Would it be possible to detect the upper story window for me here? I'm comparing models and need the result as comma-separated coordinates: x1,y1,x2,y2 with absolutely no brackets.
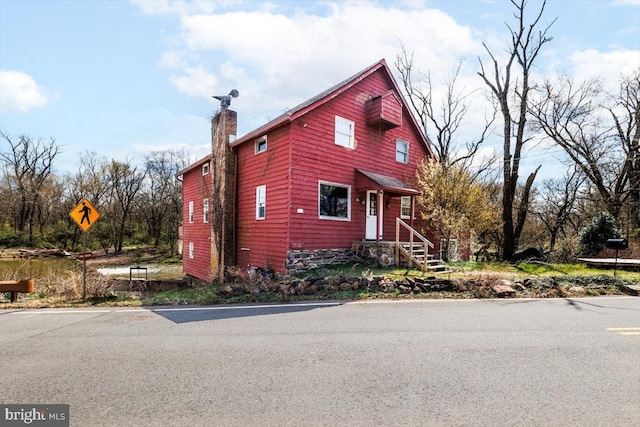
188,201,194,224
202,162,210,175
319,181,351,221
255,135,267,154
203,199,209,223
400,196,411,219
256,185,266,220
396,139,409,163
335,115,355,149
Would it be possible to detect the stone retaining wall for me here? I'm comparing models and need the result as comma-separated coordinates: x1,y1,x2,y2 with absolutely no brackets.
285,248,354,274
285,242,399,274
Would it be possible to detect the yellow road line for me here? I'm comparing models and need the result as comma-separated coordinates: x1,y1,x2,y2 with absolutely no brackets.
619,332,640,336
606,327,640,331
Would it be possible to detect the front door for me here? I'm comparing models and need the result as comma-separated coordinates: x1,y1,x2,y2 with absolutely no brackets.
365,190,382,240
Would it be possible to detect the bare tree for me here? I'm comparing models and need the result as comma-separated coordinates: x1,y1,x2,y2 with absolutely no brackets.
533,165,585,251
141,150,188,251
0,133,60,242
477,0,555,260
70,151,111,208
66,152,112,249
396,48,496,172
529,70,639,225
104,159,145,253
611,70,640,230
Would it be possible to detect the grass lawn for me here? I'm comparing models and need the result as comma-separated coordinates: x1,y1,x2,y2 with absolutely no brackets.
2,260,638,308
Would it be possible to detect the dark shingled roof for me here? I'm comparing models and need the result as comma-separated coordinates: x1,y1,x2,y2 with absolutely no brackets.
356,169,419,195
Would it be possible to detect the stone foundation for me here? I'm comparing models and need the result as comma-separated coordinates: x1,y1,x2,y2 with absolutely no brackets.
285,248,354,274
355,241,397,268
285,242,399,274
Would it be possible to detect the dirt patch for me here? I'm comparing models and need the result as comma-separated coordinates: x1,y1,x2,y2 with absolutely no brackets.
108,278,191,293
85,248,172,266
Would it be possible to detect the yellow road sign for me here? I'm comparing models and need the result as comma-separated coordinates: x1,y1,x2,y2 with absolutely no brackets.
70,198,100,232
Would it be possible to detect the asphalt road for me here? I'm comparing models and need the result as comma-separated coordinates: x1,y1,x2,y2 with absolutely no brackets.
1,297,639,426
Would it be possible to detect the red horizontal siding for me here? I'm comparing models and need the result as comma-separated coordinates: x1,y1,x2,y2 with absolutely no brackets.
233,66,433,272
181,168,213,281
287,69,431,249
235,126,291,271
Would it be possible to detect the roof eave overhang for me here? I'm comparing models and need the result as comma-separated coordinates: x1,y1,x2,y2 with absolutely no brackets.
355,169,420,196
176,154,213,178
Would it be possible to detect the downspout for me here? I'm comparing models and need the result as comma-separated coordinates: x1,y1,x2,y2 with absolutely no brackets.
376,190,382,242
232,145,238,268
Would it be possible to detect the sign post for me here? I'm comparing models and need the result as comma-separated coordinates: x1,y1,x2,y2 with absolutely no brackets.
69,199,100,300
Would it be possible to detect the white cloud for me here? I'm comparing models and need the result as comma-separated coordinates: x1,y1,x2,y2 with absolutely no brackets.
161,2,483,118
0,70,50,113
614,0,640,6
161,51,188,69
169,64,219,97
568,48,640,85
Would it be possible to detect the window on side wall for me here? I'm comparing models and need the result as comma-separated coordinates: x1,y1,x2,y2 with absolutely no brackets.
203,199,209,223
255,135,267,154
188,201,194,223
256,185,266,220
335,115,355,149
202,162,210,175
319,181,351,220
400,196,411,219
396,139,409,163
440,238,458,262
188,242,194,259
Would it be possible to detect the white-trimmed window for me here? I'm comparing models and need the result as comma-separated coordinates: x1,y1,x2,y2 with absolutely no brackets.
440,238,459,262
400,196,411,219
256,185,266,220
188,201,194,223
319,181,351,220
188,242,194,259
255,135,267,154
202,162,210,175
396,139,409,163
203,199,209,223
335,115,355,149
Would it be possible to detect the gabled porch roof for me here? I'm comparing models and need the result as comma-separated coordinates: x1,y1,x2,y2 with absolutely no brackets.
355,169,419,196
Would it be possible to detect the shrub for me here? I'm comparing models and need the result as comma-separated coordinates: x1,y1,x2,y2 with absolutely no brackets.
548,235,580,263
579,212,621,256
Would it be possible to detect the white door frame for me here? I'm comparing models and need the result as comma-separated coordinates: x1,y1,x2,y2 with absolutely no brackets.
365,190,382,240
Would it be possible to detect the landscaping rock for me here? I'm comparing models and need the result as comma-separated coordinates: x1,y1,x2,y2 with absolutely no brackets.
619,284,640,296
339,282,352,291
492,283,516,297
398,285,412,294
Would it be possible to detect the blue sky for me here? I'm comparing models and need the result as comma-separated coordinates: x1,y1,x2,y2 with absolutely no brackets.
1,0,639,178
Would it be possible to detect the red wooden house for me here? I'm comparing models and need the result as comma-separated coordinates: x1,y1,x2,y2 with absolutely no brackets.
179,59,449,282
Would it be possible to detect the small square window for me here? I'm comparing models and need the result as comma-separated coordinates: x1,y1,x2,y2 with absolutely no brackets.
256,185,266,220
202,162,210,175
335,116,355,149
255,136,267,154
396,140,409,163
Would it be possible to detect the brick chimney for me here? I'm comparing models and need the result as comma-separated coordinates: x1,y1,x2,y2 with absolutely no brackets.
210,109,237,284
